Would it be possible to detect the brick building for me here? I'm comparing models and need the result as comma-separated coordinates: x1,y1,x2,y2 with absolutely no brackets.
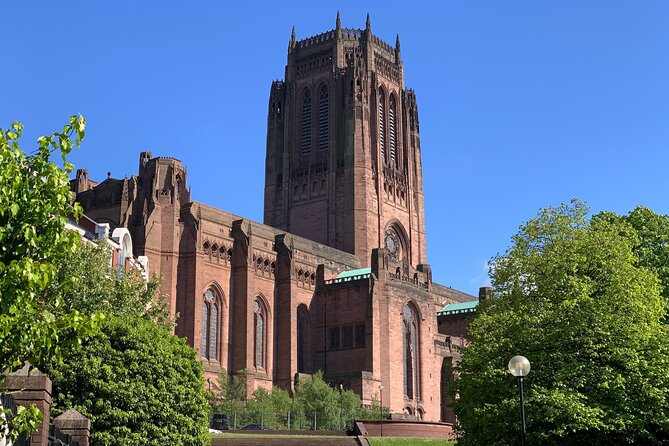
71,15,478,422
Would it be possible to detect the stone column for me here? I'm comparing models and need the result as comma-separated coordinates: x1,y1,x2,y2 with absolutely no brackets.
1,363,52,446
53,409,91,446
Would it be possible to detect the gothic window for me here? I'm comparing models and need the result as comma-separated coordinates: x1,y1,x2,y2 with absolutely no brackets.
385,226,404,261
318,85,329,151
378,89,386,163
355,324,366,347
117,242,126,279
297,304,310,373
301,90,312,154
201,289,219,361
329,326,340,350
389,95,397,168
342,325,353,349
402,303,420,399
254,299,265,368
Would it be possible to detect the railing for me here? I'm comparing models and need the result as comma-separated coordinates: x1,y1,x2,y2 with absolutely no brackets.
48,424,79,446
1,393,29,446
1,393,78,446
386,272,429,290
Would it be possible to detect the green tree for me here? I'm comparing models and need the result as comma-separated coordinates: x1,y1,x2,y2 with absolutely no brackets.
0,117,99,439
596,206,669,315
43,315,210,446
43,239,170,326
37,233,210,444
452,200,669,446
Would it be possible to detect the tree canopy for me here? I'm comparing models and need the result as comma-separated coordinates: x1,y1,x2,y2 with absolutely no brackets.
452,200,669,446
0,117,100,439
44,315,210,446
37,232,210,445
43,239,170,327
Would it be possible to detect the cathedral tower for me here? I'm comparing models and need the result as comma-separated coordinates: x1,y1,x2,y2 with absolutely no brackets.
264,14,427,267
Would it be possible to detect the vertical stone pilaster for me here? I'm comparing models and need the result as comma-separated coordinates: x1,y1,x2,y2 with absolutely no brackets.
1,363,51,446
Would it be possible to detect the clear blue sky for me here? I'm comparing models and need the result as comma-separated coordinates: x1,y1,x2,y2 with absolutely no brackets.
3,1,668,295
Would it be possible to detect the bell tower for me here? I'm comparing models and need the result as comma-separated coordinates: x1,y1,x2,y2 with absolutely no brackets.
264,13,426,267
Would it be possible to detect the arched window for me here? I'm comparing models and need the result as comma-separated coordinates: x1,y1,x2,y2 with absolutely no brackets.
318,85,329,151
389,95,397,167
384,224,408,262
378,89,386,163
201,289,219,361
402,303,420,399
254,299,265,368
297,304,310,373
301,90,312,154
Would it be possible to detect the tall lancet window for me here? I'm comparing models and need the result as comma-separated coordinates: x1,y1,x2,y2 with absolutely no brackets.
402,303,420,399
254,299,265,368
301,90,312,154
389,95,397,167
318,85,329,151
201,289,219,361
378,89,386,163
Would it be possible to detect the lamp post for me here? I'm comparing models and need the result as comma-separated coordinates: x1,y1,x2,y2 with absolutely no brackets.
339,384,344,430
378,385,384,437
508,355,531,446
207,378,212,392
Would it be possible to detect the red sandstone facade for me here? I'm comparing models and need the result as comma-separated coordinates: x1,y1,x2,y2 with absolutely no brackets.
71,15,476,422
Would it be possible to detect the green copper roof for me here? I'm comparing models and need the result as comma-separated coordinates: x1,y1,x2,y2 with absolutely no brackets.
438,300,479,315
335,267,372,279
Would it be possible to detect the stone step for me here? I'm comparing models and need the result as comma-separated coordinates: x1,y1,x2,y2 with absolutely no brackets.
211,437,360,446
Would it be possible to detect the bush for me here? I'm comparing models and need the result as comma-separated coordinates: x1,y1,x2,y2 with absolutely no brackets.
44,315,211,446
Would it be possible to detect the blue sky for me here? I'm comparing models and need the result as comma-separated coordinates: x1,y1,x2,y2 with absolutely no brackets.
3,1,668,295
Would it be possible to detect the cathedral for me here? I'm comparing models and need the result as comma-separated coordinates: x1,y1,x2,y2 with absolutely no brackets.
71,14,480,423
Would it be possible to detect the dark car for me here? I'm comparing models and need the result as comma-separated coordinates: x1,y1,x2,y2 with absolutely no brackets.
241,424,271,430
211,413,230,431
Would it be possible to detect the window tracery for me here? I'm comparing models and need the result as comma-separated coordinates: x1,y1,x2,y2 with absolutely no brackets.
201,289,219,361
254,299,266,369
402,303,420,400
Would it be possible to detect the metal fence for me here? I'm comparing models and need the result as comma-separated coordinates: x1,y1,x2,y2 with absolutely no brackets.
214,410,361,431
1,393,78,446
1,393,28,446
48,424,79,446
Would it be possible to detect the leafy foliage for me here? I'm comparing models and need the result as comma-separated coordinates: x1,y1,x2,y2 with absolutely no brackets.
43,315,210,446
595,206,669,316
0,117,100,439
452,200,669,446
211,371,382,430
36,230,209,444
43,239,171,327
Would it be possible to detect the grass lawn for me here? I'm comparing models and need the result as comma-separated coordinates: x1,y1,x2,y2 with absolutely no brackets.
367,437,455,446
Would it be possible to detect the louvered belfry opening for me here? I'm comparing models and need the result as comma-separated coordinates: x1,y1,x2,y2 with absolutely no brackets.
389,94,397,167
301,89,312,154
318,85,329,151
379,89,386,162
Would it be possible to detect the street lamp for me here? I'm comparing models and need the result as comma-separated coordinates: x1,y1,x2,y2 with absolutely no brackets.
378,385,384,437
207,378,212,392
508,355,531,446
339,384,344,430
